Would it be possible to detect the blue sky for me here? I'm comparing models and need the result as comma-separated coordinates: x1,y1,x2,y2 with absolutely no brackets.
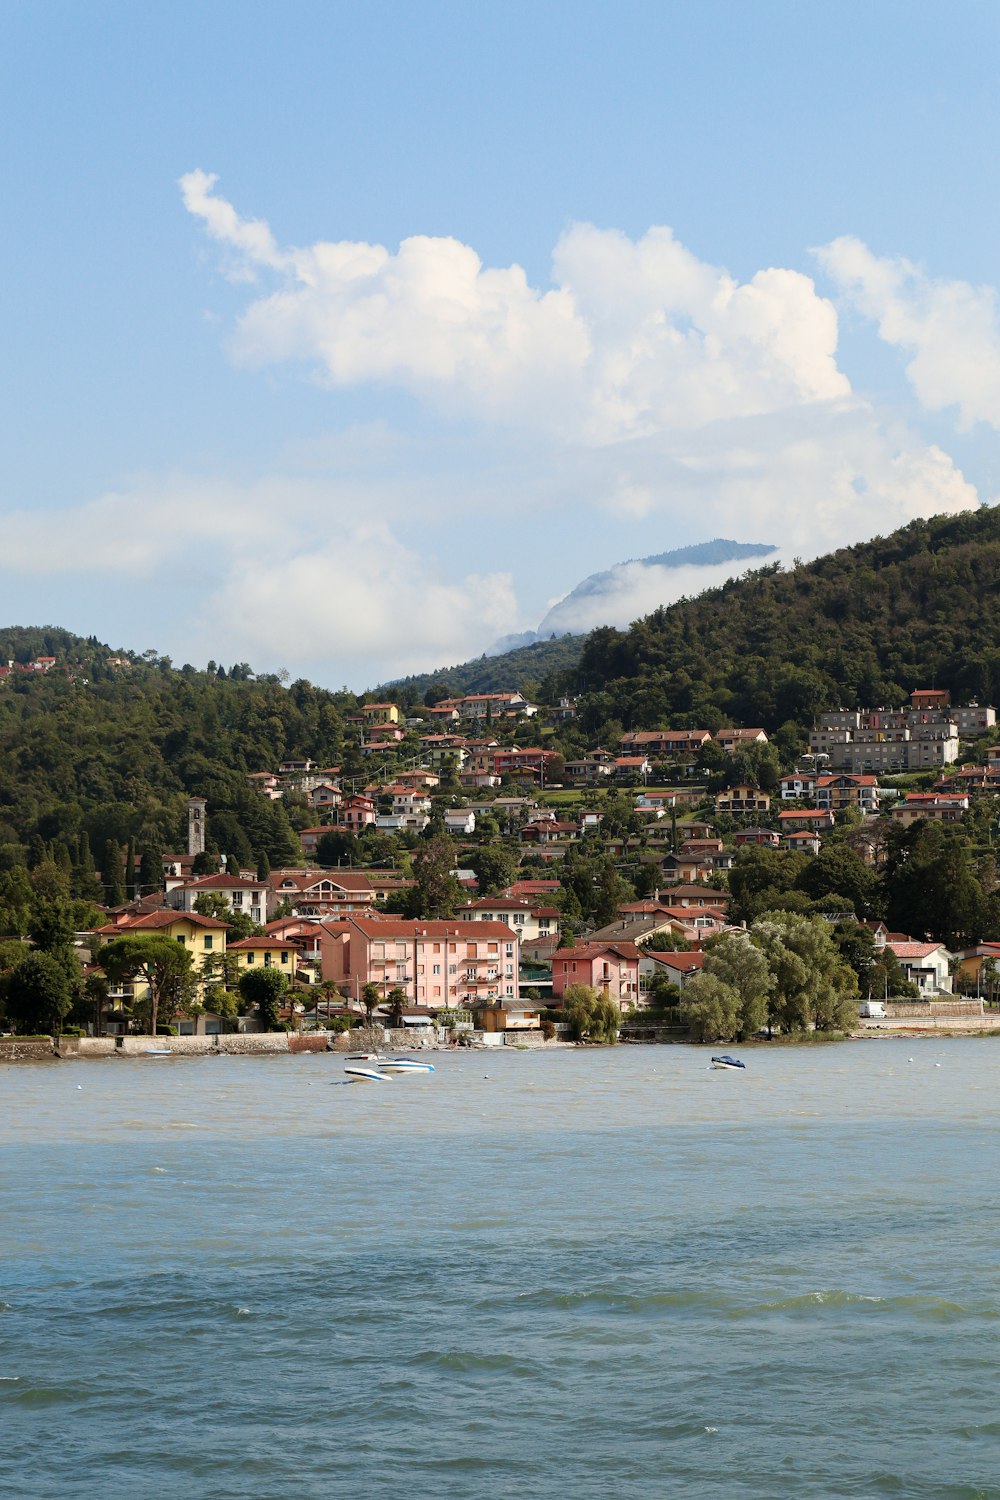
3,1,1000,686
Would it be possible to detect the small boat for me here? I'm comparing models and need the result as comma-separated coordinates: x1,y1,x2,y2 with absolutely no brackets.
711,1055,746,1070
345,1052,379,1061
142,1048,173,1056
378,1057,435,1075
344,1065,390,1083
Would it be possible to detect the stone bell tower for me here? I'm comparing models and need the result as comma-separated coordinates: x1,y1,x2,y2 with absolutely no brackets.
187,797,207,857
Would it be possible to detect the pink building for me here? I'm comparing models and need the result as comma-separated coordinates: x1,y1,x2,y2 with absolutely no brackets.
329,918,520,1007
551,942,641,1010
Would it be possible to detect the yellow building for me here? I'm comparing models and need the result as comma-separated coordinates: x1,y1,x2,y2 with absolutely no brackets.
227,935,301,979
95,909,230,1006
362,702,400,727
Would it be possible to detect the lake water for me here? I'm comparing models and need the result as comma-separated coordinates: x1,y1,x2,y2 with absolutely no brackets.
2,1039,999,1499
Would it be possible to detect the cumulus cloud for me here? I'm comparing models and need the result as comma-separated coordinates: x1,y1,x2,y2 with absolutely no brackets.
180,172,849,441
201,524,516,680
816,235,1000,430
0,467,518,683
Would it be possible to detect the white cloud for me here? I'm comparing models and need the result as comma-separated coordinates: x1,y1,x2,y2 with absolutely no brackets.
180,173,849,441
200,524,516,681
816,235,1000,430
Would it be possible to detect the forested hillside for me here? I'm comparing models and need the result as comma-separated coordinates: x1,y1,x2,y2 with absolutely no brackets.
384,632,584,700
560,506,1000,737
0,632,356,905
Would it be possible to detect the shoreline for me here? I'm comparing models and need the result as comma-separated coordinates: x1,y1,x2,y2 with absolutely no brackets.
3,1024,1000,1063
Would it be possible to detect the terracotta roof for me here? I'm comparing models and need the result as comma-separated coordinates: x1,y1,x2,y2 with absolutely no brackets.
888,941,947,958
349,917,517,940
95,909,229,934
645,951,705,972
229,936,304,950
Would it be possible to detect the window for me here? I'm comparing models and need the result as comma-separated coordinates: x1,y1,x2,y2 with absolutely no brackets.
246,953,255,965
176,935,186,944
232,892,243,907
203,936,213,950
433,964,441,976
264,954,272,967
281,951,289,965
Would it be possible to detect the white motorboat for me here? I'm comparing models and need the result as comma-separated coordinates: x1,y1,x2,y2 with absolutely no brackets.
344,1065,391,1082
710,1055,746,1070
345,1052,379,1061
378,1058,435,1075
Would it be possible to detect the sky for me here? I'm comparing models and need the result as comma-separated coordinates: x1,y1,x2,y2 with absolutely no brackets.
3,0,1000,688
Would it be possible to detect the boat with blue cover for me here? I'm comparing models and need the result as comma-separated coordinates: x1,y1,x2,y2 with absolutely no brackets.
710,1055,746,1070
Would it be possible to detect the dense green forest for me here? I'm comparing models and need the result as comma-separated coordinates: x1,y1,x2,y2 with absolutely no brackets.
562,506,1000,736
382,632,584,699
0,631,357,898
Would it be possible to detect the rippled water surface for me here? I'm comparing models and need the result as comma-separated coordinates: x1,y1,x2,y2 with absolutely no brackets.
3,1039,1000,1498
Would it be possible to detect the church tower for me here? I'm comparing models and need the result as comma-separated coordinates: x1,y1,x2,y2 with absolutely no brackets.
187,797,207,857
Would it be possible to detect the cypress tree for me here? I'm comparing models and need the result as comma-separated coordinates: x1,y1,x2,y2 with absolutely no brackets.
102,839,126,906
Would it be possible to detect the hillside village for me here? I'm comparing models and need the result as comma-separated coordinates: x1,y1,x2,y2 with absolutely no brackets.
5,646,1000,1044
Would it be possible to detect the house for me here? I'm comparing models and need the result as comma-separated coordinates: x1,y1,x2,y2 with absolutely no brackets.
551,942,641,1010
886,940,954,995
634,791,676,817
613,755,652,779
715,728,769,752
890,792,969,826
307,782,343,812
503,879,562,900
338,793,377,831
228,935,305,979
92,909,229,1008
246,771,282,800
492,747,561,781
734,827,781,848
662,884,731,911
457,898,560,942
715,785,771,816
164,872,268,926
521,819,578,845
269,869,377,916
389,787,433,817
333,917,520,1007
639,949,705,996
780,771,818,800
783,830,822,855
395,768,440,790
619,729,712,767
444,808,476,836
950,941,1000,992
777,809,836,835
565,753,615,783
362,702,400,727
476,998,543,1033
813,774,880,815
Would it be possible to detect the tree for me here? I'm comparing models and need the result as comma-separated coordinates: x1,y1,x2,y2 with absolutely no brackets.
796,844,876,917
102,934,196,1036
3,950,74,1034
751,911,858,1035
468,843,519,896
193,892,263,940
561,983,620,1043
403,836,463,919
316,829,360,867
386,986,406,1029
102,839,126,906
679,971,742,1043
702,932,773,1038
237,965,287,1031
360,983,380,1021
